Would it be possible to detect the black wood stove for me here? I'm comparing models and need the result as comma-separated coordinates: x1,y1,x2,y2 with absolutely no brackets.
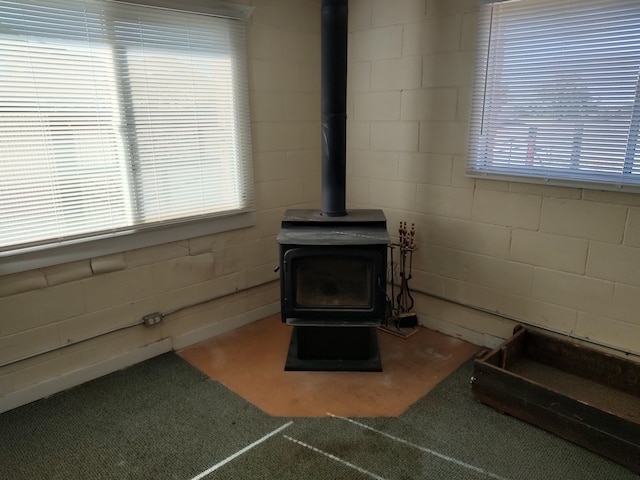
277,0,389,371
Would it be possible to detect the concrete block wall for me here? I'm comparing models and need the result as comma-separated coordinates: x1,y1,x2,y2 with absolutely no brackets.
0,0,323,411
346,0,640,356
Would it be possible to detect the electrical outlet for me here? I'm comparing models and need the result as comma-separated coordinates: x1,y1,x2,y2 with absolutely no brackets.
142,312,163,326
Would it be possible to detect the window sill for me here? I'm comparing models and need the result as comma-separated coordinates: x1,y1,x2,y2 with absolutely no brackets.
467,170,640,195
0,211,256,276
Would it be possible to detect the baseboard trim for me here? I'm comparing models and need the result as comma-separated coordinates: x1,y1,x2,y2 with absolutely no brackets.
0,339,172,415
418,314,509,349
172,302,280,350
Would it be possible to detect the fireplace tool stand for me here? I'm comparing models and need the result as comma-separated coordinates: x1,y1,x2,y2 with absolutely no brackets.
382,222,418,337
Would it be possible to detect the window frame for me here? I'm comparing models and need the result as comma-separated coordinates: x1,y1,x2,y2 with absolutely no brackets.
0,0,255,276
467,0,640,194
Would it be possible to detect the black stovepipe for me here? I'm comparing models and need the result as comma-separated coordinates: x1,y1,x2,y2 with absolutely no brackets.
321,0,348,217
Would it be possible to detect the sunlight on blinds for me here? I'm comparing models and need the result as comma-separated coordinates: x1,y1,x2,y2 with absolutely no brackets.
468,0,640,188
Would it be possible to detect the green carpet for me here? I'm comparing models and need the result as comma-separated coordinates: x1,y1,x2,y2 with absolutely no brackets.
0,353,635,479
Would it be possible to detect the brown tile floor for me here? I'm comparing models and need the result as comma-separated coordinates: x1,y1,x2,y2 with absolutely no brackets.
178,314,481,417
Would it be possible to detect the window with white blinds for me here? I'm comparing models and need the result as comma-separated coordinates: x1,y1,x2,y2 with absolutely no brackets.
467,0,640,190
0,0,254,253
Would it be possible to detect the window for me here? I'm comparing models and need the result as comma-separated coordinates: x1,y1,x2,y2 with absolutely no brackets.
468,0,640,190
0,0,254,265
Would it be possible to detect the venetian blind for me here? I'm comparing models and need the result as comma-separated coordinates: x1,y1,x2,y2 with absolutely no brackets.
468,0,640,189
0,0,254,251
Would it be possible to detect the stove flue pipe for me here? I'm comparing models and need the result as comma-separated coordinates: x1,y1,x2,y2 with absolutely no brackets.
321,0,348,217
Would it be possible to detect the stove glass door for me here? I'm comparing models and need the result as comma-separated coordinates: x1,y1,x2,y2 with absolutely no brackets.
294,256,372,308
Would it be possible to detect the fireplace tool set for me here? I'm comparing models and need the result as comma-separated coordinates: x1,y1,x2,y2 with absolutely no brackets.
385,222,418,334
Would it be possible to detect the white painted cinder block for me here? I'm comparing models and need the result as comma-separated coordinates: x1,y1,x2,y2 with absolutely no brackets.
300,62,321,93
283,31,320,65
0,282,85,336
456,87,473,122
251,59,300,93
415,184,473,219
124,243,189,269
57,298,155,345
582,188,640,207
172,302,280,351
0,270,47,297
508,182,581,200
347,121,371,150
247,24,283,61
348,0,373,31
415,293,515,341
475,178,510,192
346,175,371,205
81,265,156,313
350,25,403,62
349,150,399,180
498,294,578,334
443,277,503,312
401,88,457,122
540,197,627,243
471,189,541,229
354,91,401,121
419,121,469,155
451,155,475,188
372,0,427,27
624,207,640,247
398,153,453,186
251,91,285,123
285,92,319,122
586,241,640,288
91,253,126,274
426,217,510,259
510,229,589,274
348,61,372,92
428,0,478,17
253,151,289,183
371,121,419,152
287,149,321,179
42,260,93,286
532,267,613,317
42,259,92,287
575,312,640,355
402,15,462,56
422,246,533,296
0,324,60,366
151,254,215,294
371,56,422,91
255,207,287,240
254,122,304,152
255,177,304,210
156,273,245,316
369,178,417,211
465,254,534,297
188,229,247,256
611,284,640,326
460,11,479,50
422,51,475,88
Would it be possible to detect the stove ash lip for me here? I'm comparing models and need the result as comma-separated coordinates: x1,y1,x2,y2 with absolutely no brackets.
277,208,390,246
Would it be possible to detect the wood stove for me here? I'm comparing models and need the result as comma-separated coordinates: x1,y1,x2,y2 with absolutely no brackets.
278,210,389,371
277,0,390,371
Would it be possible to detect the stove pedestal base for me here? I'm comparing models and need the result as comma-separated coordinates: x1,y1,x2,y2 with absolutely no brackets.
284,326,382,371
